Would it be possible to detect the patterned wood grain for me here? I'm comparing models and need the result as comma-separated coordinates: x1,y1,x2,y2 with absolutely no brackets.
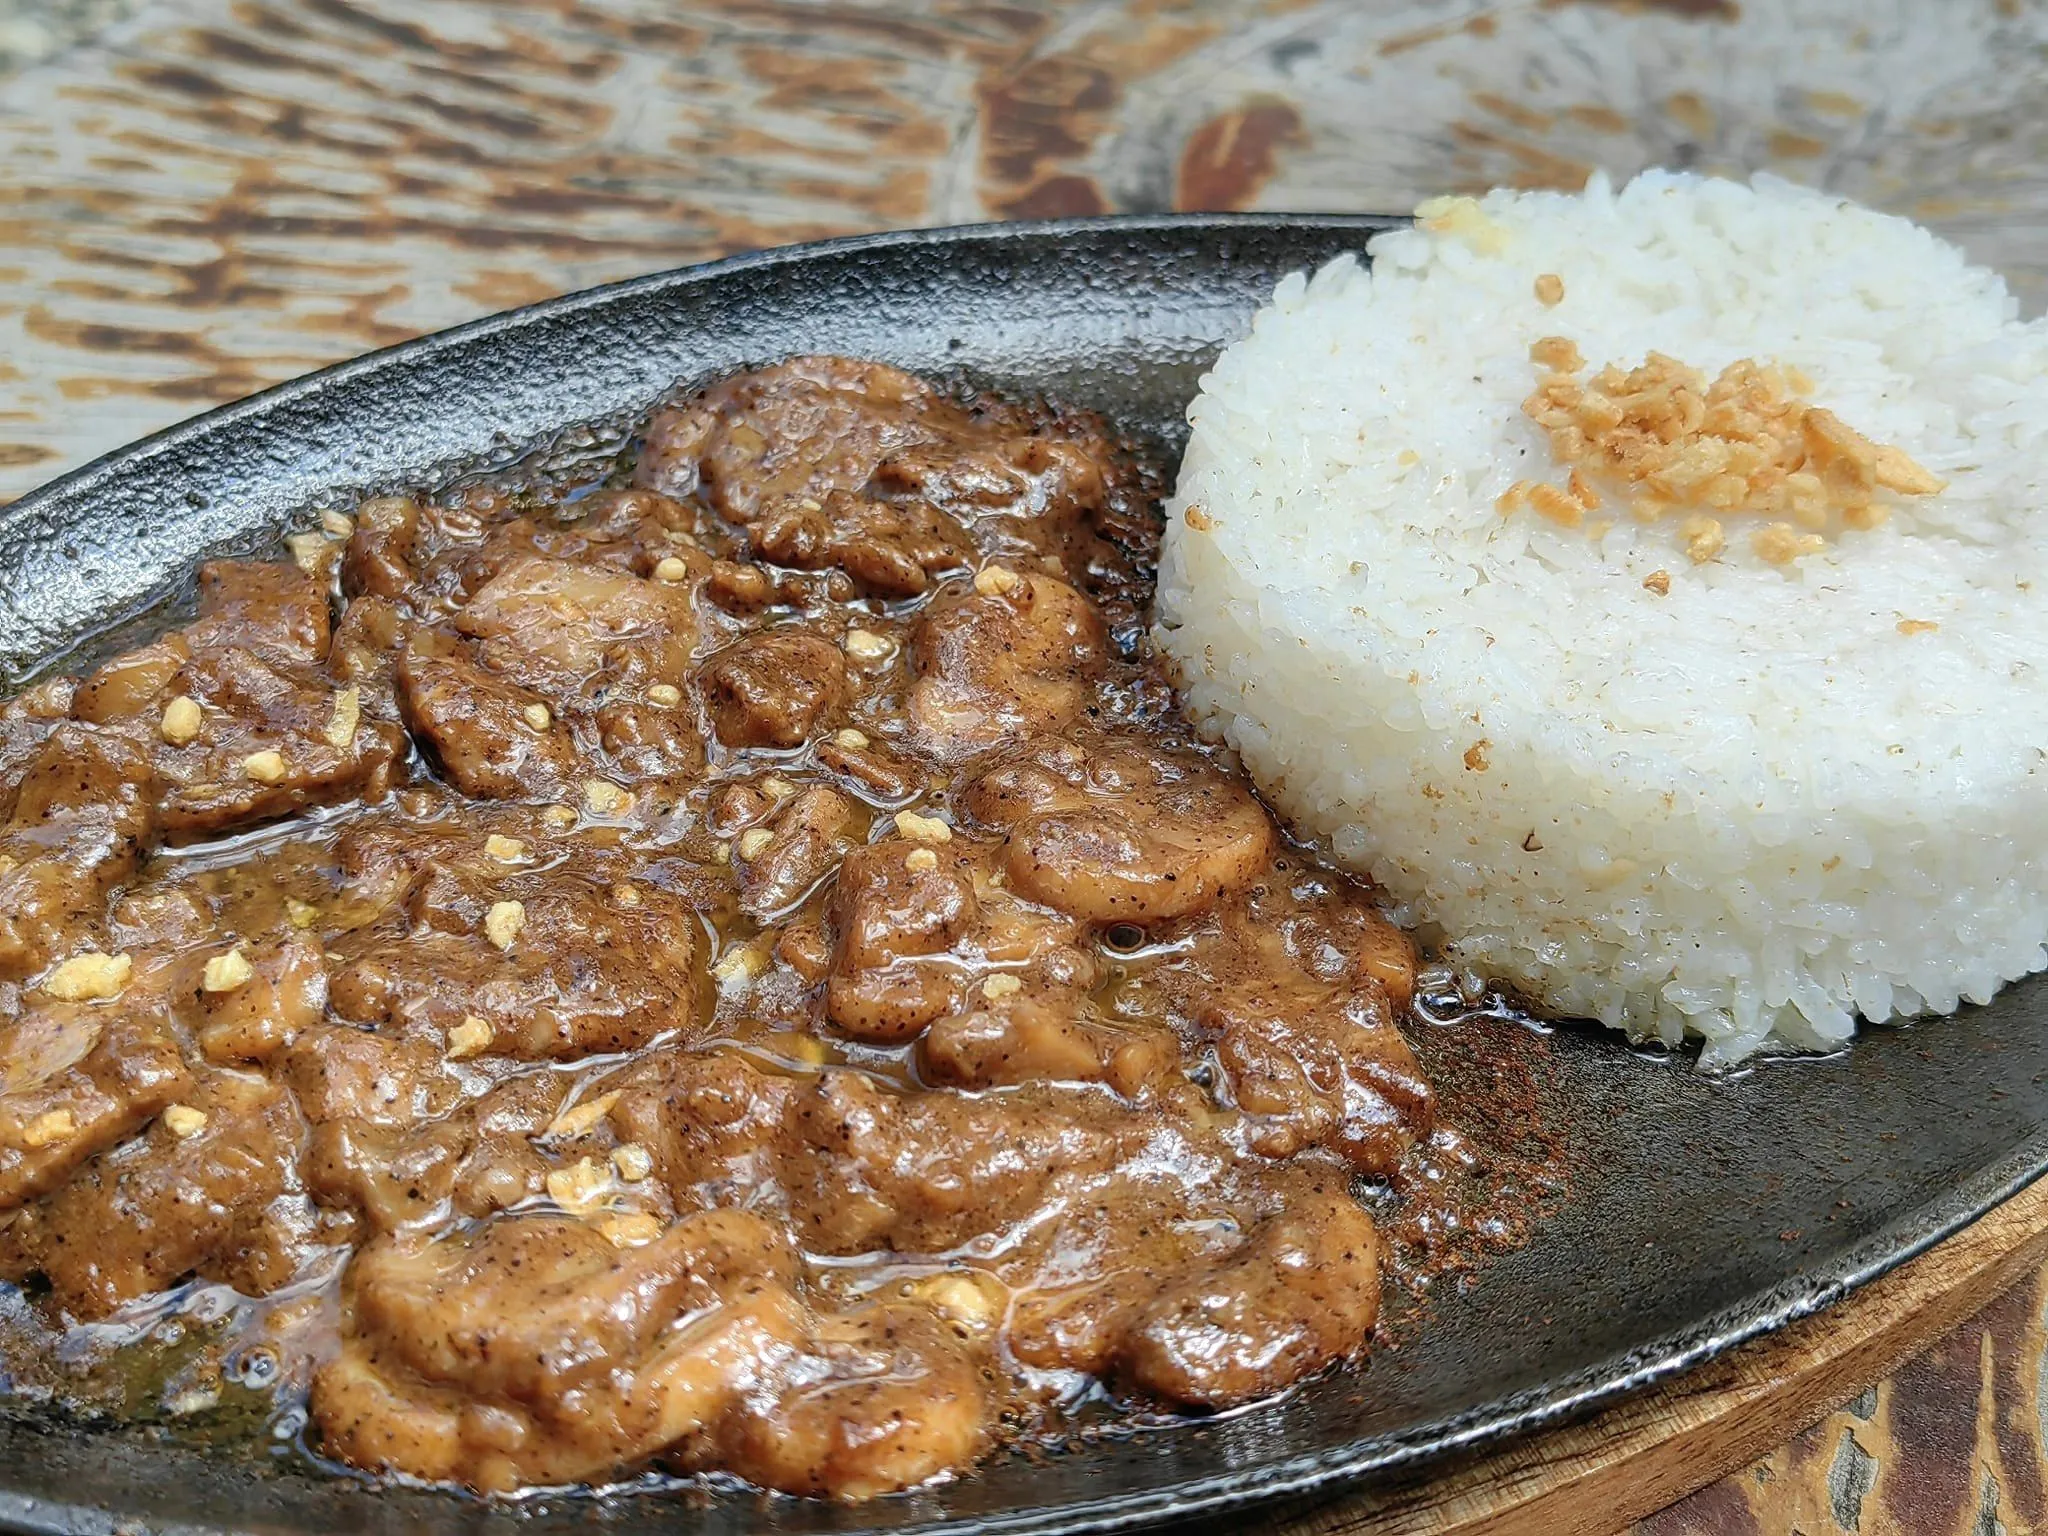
4,2,2048,1530
1642,1268,2048,1536
2,0,2046,500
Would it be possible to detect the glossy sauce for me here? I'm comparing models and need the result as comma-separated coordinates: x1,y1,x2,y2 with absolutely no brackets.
0,358,1527,1501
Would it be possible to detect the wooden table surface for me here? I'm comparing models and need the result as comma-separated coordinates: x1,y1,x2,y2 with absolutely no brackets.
3,0,2046,1529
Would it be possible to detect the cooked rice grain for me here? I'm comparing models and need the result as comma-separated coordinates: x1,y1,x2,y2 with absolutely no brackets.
1156,171,2048,1062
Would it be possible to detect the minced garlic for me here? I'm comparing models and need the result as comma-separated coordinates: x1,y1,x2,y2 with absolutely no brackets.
201,948,254,993
159,696,203,746
42,951,131,1001
844,628,895,662
545,1157,609,1209
163,1105,209,1139
582,779,629,816
599,1212,663,1247
483,900,525,951
20,1109,76,1149
973,564,1023,596
611,1143,653,1182
544,1090,620,1140
913,1272,1001,1331
894,810,952,844
1681,515,1726,565
1751,523,1825,566
446,1015,495,1059
712,945,763,986
1508,343,1944,564
323,688,360,750
1416,194,1508,254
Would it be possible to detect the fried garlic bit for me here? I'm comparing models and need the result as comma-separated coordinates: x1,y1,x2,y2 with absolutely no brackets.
1505,341,1944,565
446,1015,494,1060
41,951,131,1001
1416,194,1507,255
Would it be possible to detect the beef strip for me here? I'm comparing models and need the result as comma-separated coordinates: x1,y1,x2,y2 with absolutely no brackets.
6,1070,305,1319
0,357,1439,1505
0,992,188,1212
0,726,156,980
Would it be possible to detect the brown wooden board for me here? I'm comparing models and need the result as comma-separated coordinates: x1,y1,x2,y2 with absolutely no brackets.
4,0,2048,505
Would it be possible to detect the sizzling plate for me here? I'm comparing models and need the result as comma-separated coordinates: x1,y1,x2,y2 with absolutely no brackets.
0,214,2044,1536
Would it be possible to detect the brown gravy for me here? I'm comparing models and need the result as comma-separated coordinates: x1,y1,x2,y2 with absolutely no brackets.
0,357,1513,1500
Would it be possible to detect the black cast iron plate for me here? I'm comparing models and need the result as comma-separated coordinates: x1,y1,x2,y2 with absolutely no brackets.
0,214,2039,1536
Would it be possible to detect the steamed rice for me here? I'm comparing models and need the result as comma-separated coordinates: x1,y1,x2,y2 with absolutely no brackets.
1155,171,2048,1062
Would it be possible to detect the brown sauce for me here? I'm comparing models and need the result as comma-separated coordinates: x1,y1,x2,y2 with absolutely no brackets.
0,357,1542,1501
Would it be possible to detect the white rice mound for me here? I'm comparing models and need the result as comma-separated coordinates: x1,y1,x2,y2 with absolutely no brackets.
1155,170,2048,1063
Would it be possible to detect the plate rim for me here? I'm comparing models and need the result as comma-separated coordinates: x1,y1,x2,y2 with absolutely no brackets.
0,211,2042,1535
0,211,1399,537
